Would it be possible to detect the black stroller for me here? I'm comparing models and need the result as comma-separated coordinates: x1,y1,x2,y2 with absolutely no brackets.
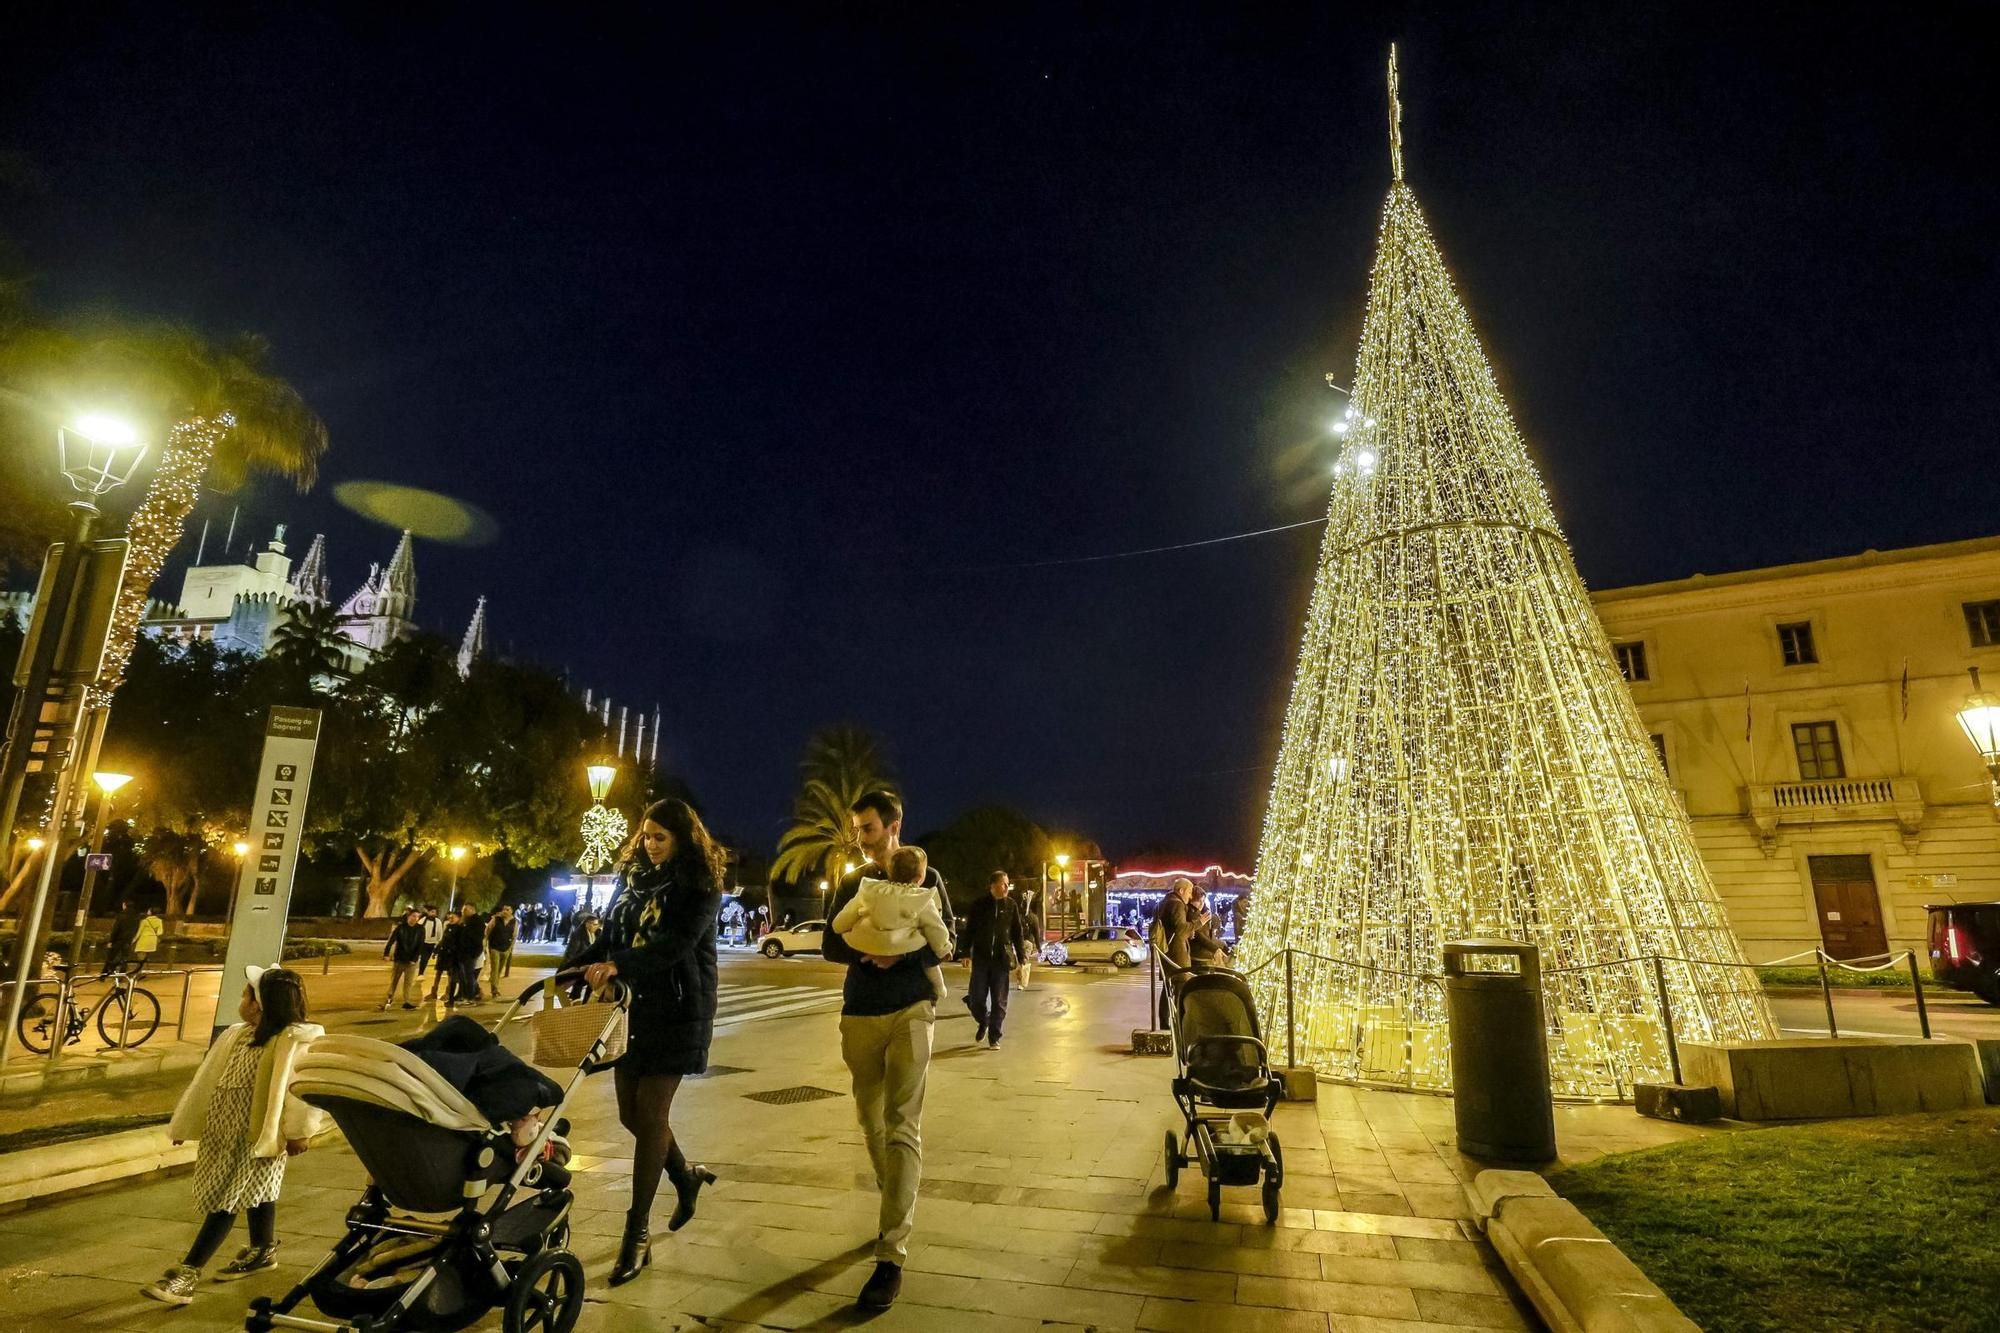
246,974,628,1333
1159,960,1286,1221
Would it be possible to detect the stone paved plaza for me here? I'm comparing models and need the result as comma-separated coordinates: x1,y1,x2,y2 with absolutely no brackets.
0,964,1699,1333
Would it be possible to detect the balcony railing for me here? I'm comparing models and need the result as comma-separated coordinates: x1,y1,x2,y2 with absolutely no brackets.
1747,776,1924,852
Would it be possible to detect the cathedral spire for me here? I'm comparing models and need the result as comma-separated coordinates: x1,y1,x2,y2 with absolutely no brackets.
378,530,417,621
290,534,330,606
456,596,488,678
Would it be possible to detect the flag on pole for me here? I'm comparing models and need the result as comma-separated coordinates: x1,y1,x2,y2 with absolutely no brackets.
1901,660,1911,722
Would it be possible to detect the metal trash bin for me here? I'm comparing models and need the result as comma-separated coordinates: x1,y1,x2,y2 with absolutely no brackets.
1442,939,1556,1163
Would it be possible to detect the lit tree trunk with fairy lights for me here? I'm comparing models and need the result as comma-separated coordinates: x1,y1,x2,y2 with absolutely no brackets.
93,415,232,700
1239,51,1774,1099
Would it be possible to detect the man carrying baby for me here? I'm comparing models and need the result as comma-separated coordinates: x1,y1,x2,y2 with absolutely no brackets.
832,846,952,1005
821,790,952,1312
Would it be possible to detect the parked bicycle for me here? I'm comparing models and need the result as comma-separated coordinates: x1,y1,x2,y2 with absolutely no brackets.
14,962,161,1054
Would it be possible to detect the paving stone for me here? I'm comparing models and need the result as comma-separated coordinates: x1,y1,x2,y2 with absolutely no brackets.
1312,1209,1464,1241
1156,1239,1324,1278
1318,1254,1501,1296
1138,1295,1332,1332
1414,1286,1537,1328
1235,1273,1423,1319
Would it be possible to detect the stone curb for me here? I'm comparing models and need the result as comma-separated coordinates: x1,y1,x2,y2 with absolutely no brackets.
1467,1169,1701,1332
0,1121,345,1212
0,1123,196,1212
0,1041,206,1099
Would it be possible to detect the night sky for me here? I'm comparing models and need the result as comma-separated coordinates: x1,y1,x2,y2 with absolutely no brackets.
3,5,1994,865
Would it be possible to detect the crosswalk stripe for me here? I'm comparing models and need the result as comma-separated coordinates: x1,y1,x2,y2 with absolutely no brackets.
713,988,841,1028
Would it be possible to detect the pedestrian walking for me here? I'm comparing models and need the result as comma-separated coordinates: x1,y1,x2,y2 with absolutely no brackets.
1148,878,1195,1028
822,789,951,1311
131,905,164,973
141,966,324,1306
416,906,443,976
453,910,486,1005
101,900,141,977
573,799,725,1286
486,905,517,997
561,910,601,967
961,871,1029,1048
1016,891,1043,992
380,907,425,1010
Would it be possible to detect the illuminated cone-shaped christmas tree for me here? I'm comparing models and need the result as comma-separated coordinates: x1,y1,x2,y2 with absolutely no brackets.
1241,53,1774,1098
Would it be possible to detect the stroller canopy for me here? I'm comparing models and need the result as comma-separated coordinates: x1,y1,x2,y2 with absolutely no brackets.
293,1034,493,1133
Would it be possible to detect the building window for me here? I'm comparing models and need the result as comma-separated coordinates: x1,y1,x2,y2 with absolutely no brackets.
1649,733,1670,778
1966,600,2000,648
1777,621,1818,666
1791,721,1845,781
1614,641,1649,682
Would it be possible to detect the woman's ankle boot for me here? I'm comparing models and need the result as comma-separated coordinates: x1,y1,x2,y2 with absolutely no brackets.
668,1165,717,1233
610,1210,651,1285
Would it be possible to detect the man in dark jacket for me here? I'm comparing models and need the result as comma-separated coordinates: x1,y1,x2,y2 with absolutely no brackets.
381,907,426,1010
100,901,141,977
1149,878,1195,1028
485,905,517,998
961,872,1028,1049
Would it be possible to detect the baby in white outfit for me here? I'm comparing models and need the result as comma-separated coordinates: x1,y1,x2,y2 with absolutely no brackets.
832,846,952,1003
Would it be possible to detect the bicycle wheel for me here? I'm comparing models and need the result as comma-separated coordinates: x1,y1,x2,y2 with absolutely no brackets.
98,987,162,1048
16,995,60,1054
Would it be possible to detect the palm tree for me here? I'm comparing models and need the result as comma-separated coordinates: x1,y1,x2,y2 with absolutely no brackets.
771,726,896,887
140,824,211,919
91,327,328,698
268,600,348,684
0,319,329,699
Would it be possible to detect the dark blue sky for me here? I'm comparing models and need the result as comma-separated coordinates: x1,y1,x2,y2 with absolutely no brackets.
3,4,1994,863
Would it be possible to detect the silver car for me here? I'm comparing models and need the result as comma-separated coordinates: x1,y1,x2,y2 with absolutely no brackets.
1046,926,1149,968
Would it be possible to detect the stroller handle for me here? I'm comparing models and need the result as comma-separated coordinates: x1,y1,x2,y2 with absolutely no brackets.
492,968,631,1031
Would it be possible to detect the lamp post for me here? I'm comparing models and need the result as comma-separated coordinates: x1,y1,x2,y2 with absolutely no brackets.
64,771,132,968
446,844,468,912
0,415,147,1066
1957,667,2000,811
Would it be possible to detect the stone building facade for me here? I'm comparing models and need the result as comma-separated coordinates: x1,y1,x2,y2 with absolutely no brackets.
1592,536,2000,959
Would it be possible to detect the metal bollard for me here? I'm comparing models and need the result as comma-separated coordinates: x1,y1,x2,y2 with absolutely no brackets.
1816,952,1839,1038
116,972,132,1049
1907,950,1931,1039
1648,954,1682,1085
323,943,333,975
1284,948,1297,1069
179,970,195,1041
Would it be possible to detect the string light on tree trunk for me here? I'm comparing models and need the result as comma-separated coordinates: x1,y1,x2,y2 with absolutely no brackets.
1238,48,1774,1099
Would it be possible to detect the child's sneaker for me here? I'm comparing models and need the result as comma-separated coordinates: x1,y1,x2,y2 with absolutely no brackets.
213,1244,279,1281
141,1264,200,1304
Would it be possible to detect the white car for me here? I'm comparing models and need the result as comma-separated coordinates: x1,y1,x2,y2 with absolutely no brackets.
760,920,829,958
1046,926,1149,968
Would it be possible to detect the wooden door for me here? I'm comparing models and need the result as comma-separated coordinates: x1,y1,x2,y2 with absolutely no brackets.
1808,855,1888,959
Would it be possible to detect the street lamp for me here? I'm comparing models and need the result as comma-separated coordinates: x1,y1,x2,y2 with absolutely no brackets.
447,844,468,911
66,771,134,969
1957,667,2000,808
232,840,251,858
0,414,147,1065
578,760,626,876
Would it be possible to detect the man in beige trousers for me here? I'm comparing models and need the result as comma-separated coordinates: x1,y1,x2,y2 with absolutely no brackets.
821,789,952,1313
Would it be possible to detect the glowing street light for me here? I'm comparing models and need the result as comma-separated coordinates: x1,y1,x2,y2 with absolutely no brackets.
578,760,627,876
446,844,469,911
68,771,137,967
1957,668,2000,807
232,840,251,858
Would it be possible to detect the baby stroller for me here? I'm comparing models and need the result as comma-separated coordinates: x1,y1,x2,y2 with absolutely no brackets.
246,974,628,1333
1159,959,1286,1221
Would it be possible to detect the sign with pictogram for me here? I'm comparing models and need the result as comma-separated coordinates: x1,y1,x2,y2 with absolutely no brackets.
215,706,321,1040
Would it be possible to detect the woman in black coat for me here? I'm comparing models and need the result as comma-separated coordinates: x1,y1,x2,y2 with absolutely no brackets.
577,797,725,1285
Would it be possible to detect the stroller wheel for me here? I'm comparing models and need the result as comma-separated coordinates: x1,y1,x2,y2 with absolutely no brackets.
1162,1131,1180,1189
1206,1178,1222,1222
503,1248,585,1333
545,1221,571,1253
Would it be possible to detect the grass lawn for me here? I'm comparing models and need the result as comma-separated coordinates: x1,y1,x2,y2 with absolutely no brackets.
1755,964,1915,990
1547,1109,2000,1333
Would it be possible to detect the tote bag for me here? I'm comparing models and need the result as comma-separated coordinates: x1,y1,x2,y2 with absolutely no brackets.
528,987,628,1068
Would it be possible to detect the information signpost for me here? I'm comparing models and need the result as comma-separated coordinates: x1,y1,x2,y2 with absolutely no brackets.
214,706,322,1040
